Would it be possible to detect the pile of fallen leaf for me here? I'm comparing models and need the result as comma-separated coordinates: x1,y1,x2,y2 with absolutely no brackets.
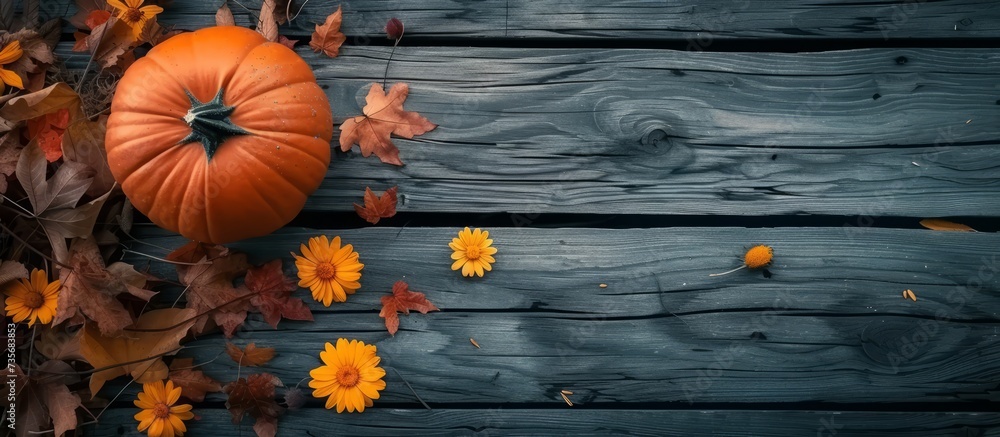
2,1,440,436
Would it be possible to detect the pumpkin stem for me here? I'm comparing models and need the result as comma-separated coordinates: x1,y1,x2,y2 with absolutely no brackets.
180,89,249,159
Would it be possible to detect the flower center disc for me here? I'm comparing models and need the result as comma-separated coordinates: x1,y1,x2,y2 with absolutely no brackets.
336,367,360,387
316,262,337,280
23,291,44,309
153,403,170,419
744,245,773,269
125,8,144,23
465,245,481,260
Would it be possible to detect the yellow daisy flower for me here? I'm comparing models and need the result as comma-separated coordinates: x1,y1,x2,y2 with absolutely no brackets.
449,227,497,277
309,338,386,413
3,268,59,327
291,236,364,306
108,0,164,38
133,380,194,437
0,40,24,94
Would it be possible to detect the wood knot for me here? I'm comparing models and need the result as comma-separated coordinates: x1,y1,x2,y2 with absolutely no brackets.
639,128,672,155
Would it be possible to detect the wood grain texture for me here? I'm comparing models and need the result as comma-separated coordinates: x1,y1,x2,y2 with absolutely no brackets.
83,409,1000,436
44,0,1000,40
54,44,1000,217
109,226,1000,405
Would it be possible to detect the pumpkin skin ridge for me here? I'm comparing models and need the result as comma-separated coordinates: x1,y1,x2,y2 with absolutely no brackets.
106,26,332,244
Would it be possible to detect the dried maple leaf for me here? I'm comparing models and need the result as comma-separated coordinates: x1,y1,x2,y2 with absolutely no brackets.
339,83,437,166
83,17,136,69
379,280,440,335
226,342,276,367
17,143,111,262
224,373,284,437
169,242,251,336
309,5,345,58
216,2,236,26
79,308,197,397
26,108,69,162
276,35,298,49
54,238,156,335
246,260,313,328
9,362,83,437
169,357,223,402
919,219,976,232
354,186,398,224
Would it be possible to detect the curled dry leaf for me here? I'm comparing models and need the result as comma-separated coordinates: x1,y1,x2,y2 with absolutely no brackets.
0,259,28,286
257,0,279,42
169,357,223,402
226,342,276,367
919,219,976,232
339,83,437,166
309,5,345,58
216,2,236,26
379,280,440,335
354,186,398,224
0,82,84,124
79,308,197,397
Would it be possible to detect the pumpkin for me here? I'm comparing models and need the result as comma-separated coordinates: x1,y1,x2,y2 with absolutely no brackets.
106,26,332,244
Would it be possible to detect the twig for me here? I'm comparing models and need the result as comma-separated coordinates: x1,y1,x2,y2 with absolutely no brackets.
382,29,403,90
391,367,430,410
122,249,212,266
287,0,310,23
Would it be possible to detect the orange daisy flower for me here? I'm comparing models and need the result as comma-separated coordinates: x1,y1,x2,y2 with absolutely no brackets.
108,0,164,38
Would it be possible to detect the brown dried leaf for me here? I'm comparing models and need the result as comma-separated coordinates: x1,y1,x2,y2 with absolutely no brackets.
169,358,223,402
257,0,278,42
0,29,55,91
0,82,84,124
0,259,27,287
35,326,86,362
55,238,158,335
62,115,115,197
0,133,21,194
216,2,236,26
309,5,346,58
246,260,313,328
224,373,284,435
85,17,135,69
919,219,976,232
79,308,196,397
226,342,276,367
169,242,251,336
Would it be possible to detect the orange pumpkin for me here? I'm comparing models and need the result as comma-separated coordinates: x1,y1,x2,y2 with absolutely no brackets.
106,26,332,243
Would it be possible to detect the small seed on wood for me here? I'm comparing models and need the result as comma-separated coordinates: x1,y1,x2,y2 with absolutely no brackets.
470,338,481,348
560,392,574,406
599,284,607,288
902,289,917,301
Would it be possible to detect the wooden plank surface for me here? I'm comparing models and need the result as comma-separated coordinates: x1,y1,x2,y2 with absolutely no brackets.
55,44,1000,217
43,0,1000,41
114,226,1000,405
84,409,1000,436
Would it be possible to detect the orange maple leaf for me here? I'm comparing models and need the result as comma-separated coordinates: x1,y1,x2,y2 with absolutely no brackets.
379,281,440,335
354,186,398,224
226,342,276,367
339,83,437,166
309,5,346,58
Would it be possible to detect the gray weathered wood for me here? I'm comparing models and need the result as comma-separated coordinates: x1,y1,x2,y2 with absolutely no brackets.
84,409,1000,436
54,44,1000,217
45,0,1000,40
108,226,1000,405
